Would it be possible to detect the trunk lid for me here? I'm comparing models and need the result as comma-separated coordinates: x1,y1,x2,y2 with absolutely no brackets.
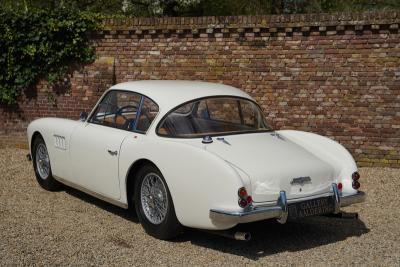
203,132,336,203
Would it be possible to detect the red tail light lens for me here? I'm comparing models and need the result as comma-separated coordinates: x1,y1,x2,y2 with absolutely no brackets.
238,199,248,208
352,180,360,190
246,196,253,205
238,187,248,198
338,182,343,190
352,172,360,181
238,187,252,208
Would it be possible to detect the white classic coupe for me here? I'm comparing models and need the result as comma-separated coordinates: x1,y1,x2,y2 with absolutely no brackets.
27,80,365,241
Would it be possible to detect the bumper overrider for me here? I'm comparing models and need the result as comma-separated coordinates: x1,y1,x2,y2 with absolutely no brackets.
209,183,366,224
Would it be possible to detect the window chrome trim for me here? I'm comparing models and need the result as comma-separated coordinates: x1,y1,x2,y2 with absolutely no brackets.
132,95,144,131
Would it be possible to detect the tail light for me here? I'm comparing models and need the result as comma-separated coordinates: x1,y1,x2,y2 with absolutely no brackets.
352,172,361,189
238,187,248,198
352,180,360,190
337,182,343,190
238,187,253,208
352,172,360,181
239,199,248,208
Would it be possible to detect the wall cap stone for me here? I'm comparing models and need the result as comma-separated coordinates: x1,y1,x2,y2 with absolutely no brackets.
103,11,400,30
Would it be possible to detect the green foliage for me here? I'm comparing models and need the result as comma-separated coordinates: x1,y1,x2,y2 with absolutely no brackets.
187,0,400,16
0,0,125,14
2,0,400,17
0,6,101,104
124,0,400,16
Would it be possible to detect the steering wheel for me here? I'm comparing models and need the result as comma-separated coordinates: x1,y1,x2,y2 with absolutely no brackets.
114,105,137,128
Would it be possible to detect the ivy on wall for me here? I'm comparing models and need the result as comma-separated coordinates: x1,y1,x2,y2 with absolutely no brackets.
0,7,101,104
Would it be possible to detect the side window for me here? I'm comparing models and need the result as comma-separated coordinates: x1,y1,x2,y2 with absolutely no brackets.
90,91,141,130
136,97,159,132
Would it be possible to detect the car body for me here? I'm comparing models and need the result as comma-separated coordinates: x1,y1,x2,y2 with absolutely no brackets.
27,80,365,239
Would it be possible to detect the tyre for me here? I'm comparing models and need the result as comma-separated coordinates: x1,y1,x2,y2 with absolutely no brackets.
32,135,62,191
134,164,182,240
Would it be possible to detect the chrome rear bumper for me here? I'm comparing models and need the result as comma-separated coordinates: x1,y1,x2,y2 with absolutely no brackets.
209,184,366,225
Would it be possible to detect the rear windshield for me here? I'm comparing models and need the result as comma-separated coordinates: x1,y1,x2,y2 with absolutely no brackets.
157,97,272,138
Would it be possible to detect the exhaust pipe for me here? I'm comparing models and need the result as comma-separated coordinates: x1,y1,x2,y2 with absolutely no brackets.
234,232,251,241
200,230,251,241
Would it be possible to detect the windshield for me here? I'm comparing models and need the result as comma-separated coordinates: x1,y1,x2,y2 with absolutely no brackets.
157,97,272,138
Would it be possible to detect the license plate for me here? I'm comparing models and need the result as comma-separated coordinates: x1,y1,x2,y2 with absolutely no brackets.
288,196,335,219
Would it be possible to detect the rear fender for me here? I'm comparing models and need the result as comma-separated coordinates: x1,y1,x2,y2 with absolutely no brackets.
278,130,358,195
119,136,247,230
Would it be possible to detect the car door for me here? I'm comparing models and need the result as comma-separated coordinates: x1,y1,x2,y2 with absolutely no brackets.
69,90,141,200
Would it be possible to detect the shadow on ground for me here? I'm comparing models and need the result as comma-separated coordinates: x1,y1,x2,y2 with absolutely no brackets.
64,186,139,223
184,217,369,260
63,186,369,261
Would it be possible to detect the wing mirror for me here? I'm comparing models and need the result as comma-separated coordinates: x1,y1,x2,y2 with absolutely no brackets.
79,111,88,122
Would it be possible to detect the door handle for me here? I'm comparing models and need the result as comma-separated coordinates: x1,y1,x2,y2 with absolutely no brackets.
107,149,118,156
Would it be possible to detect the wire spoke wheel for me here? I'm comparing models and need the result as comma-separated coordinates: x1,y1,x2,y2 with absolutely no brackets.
140,172,169,225
35,143,50,180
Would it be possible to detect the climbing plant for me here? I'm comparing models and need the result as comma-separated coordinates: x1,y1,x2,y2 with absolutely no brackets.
0,7,101,104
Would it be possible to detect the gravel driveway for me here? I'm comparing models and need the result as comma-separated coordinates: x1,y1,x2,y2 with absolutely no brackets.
1,148,399,266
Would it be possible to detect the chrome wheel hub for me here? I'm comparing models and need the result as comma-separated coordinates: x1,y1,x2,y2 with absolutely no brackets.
35,143,50,180
140,173,168,225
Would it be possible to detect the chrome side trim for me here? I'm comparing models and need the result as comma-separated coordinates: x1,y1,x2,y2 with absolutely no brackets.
54,175,128,209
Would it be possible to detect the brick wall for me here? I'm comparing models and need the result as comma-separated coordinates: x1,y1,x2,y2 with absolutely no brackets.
1,12,399,167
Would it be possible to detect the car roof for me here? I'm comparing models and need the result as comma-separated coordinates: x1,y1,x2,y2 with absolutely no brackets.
109,80,253,112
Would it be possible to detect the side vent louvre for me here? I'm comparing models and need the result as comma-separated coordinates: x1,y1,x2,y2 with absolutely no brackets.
54,135,66,150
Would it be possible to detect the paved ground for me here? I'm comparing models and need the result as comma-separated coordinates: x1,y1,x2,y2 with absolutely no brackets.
0,148,399,266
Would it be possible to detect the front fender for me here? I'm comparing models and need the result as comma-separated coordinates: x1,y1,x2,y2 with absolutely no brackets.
27,118,81,180
278,130,358,195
